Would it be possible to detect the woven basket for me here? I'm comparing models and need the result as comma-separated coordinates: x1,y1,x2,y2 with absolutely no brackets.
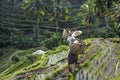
69,40,87,54
62,29,72,38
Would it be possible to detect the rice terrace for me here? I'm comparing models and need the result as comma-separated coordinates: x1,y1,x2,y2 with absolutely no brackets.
0,0,120,80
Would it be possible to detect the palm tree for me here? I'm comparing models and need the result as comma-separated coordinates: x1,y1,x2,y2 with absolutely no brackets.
0,0,21,36
22,0,45,39
46,0,70,33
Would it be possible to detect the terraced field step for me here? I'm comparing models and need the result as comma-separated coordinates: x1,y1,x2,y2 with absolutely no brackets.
1,39,119,80
13,40,97,80
75,39,118,80
14,50,68,80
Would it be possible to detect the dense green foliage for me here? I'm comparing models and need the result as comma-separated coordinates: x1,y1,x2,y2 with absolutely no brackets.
0,0,120,49
0,0,120,79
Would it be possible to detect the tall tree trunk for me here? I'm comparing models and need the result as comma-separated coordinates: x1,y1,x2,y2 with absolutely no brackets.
56,19,58,33
118,24,120,37
33,21,38,39
33,24,36,38
33,20,40,39
36,20,39,38
8,2,12,33
14,20,16,31
105,14,110,30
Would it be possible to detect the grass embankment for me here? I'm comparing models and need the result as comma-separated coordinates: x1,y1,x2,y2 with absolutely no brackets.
108,39,120,80
73,38,120,80
0,45,68,80
0,38,99,80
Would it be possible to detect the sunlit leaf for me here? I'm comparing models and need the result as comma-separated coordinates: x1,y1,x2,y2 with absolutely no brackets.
60,13,62,17
65,16,69,21
65,8,68,13
40,10,45,16
49,16,54,21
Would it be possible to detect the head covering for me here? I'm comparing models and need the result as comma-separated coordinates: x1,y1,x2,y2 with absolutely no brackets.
62,29,82,38
71,31,82,37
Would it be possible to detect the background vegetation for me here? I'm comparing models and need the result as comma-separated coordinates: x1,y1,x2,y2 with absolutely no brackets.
0,0,120,80
0,0,120,50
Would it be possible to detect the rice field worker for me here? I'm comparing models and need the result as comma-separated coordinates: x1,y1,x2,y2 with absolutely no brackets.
62,29,87,72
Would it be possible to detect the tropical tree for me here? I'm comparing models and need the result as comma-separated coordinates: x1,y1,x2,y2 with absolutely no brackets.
109,22,120,37
22,0,45,39
0,0,22,37
94,0,119,28
45,0,70,33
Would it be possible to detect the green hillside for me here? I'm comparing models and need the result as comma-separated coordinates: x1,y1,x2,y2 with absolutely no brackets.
0,38,120,80
0,0,120,80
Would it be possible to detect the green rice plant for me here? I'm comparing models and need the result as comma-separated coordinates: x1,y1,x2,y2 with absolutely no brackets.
91,49,108,76
20,54,48,72
46,45,68,55
75,67,80,73
85,42,94,54
0,73,16,80
0,47,47,79
14,45,68,76
95,57,112,79
0,55,26,76
84,38,96,43
114,43,120,59
86,64,93,73
69,73,75,80
109,71,120,80
42,63,68,80
0,49,18,73
91,47,112,78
